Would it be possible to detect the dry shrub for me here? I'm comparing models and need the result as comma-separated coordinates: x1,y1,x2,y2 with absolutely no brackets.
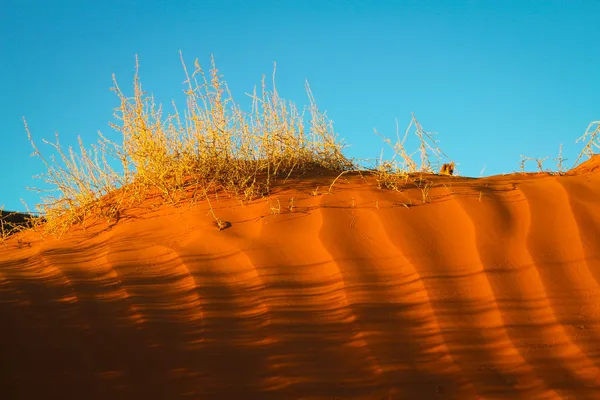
26,54,353,236
373,113,454,191
0,206,44,245
574,120,600,167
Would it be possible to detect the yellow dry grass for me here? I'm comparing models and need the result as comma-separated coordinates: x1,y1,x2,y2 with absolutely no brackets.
24,54,355,236
18,54,599,238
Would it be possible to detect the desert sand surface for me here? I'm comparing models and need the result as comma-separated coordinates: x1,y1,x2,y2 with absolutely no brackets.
2,156,600,399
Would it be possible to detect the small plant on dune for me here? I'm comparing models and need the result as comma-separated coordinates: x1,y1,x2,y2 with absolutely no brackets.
518,122,598,175
534,157,550,172
573,120,600,167
420,182,432,204
373,113,454,192
268,198,281,215
555,144,567,174
0,208,8,246
519,155,548,173
517,156,526,173
327,168,363,193
0,205,44,245
395,201,411,209
518,156,530,173
25,53,353,236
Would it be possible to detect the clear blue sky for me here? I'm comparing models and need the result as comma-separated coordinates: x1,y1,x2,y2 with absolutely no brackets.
2,0,599,213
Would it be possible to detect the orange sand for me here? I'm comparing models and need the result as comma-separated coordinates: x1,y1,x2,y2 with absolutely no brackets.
2,157,600,399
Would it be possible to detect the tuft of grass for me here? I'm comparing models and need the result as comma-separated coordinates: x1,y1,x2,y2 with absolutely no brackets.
420,182,432,204
519,121,600,175
0,206,45,245
25,54,354,236
555,144,567,174
0,209,8,245
373,113,454,192
519,155,550,173
574,120,600,167
269,198,281,215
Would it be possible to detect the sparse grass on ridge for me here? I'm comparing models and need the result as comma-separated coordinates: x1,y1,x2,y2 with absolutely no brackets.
24,54,356,237
14,53,600,239
20,54,457,237
0,206,45,246
574,120,600,167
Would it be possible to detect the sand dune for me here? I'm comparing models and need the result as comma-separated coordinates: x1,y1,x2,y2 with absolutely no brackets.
2,157,600,399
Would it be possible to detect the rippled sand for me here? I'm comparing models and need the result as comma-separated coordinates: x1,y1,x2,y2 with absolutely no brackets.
2,157,600,399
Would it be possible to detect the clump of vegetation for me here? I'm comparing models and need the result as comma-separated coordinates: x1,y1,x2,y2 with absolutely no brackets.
18,53,599,239
23,54,459,237
517,120,600,175
371,113,454,191
0,206,44,245
519,155,551,173
518,122,600,175
24,54,354,236
574,120,600,167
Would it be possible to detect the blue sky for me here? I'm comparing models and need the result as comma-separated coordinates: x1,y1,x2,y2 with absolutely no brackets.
2,0,599,213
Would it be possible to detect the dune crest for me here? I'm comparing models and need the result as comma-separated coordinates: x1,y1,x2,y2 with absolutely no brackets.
2,163,600,399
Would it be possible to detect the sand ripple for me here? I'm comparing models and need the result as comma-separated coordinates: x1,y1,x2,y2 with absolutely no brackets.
2,167,600,399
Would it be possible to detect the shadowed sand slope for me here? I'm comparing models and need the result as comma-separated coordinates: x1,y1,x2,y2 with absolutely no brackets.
2,158,600,399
